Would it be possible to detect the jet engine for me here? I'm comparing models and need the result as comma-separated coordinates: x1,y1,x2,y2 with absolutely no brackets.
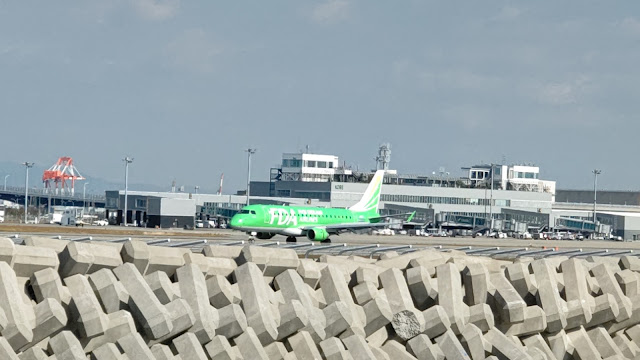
255,232,275,240
307,228,329,241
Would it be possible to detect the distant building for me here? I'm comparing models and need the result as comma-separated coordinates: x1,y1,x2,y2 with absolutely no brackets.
464,164,556,198
104,189,328,229
280,152,350,182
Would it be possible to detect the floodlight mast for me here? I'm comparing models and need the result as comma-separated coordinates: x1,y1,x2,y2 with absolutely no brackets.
245,148,257,205
23,162,34,223
123,157,134,226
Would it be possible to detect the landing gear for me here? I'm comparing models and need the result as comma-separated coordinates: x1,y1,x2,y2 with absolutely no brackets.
321,238,332,244
286,236,297,243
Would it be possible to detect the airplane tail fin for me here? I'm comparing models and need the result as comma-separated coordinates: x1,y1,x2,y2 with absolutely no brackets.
349,170,385,215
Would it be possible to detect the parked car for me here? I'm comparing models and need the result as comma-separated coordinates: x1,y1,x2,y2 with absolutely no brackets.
517,232,532,239
93,219,109,226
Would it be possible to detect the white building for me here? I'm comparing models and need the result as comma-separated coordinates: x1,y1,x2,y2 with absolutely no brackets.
281,153,349,182
466,164,556,199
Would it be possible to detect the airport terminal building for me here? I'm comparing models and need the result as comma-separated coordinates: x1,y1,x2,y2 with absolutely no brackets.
249,153,557,233
103,150,640,239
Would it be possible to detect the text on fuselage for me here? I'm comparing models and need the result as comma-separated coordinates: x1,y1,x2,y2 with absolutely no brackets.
268,208,324,226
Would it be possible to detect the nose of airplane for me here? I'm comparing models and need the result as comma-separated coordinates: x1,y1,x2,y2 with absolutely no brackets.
229,215,242,229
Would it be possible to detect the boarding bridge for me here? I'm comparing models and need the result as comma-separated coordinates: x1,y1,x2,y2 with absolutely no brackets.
554,217,597,233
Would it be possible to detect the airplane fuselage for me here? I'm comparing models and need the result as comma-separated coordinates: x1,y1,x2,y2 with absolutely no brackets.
229,204,371,236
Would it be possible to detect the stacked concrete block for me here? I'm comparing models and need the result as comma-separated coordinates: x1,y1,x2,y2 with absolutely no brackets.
237,245,299,277
406,334,444,360
406,266,438,310
1,239,60,279
59,242,122,278
146,246,188,277
204,335,240,360
234,327,269,360
504,262,536,305
23,299,67,352
531,259,568,332
30,268,71,306
144,271,179,305
81,310,137,352
48,330,86,359
12,245,59,278
206,274,240,308
489,271,526,324
380,267,425,340
436,263,468,334
296,259,323,289
91,343,123,360
435,329,470,360
88,269,129,313
201,244,244,260
5,241,640,359
171,332,208,360
184,251,237,278
235,262,279,345
113,263,174,340
320,337,354,360
0,237,16,264
22,236,69,253
462,263,489,307
116,332,155,359
0,262,34,350
591,263,633,321
175,264,218,344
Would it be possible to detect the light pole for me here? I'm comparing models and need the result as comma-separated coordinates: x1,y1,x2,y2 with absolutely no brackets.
593,169,601,237
123,157,134,226
3,174,8,191
489,164,494,231
83,182,90,217
194,185,199,194
22,162,34,223
245,148,257,205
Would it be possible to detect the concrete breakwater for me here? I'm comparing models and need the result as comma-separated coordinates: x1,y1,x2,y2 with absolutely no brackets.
0,236,639,359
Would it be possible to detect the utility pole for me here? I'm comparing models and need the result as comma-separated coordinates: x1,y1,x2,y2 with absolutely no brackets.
3,174,8,191
22,162,34,223
123,157,134,226
593,169,601,238
245,148,257,206
83,182,90,217
489,164,494,231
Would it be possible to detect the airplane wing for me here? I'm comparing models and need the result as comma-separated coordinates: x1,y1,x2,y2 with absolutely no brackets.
368,211,416,223
300,222,394,235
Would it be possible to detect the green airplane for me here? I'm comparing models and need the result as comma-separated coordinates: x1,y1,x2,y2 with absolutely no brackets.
230,170,414,242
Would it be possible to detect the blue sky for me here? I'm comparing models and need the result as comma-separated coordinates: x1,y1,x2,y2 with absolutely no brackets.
1,1,639,193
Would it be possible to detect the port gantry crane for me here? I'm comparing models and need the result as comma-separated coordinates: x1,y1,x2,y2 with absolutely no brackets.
42,156,85,195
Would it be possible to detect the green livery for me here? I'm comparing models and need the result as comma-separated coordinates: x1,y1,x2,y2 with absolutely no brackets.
230,170,387,242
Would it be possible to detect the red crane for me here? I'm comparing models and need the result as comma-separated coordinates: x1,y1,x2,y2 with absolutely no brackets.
42,157,86,195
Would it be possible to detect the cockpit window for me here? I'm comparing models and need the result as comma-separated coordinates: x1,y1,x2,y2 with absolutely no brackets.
239,210,250,214
250,210,256,215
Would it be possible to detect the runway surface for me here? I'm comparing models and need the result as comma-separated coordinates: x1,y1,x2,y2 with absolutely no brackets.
2,224,639,260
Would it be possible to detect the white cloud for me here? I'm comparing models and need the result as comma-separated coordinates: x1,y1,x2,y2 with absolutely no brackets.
312,0,349,24
132,0,179,21
164,29,222,74
491,6,523,22
539,83,575,105
619,17,640,36
537,75,591,105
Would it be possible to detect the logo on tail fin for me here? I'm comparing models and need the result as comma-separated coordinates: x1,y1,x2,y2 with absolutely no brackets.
349,170,385,214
